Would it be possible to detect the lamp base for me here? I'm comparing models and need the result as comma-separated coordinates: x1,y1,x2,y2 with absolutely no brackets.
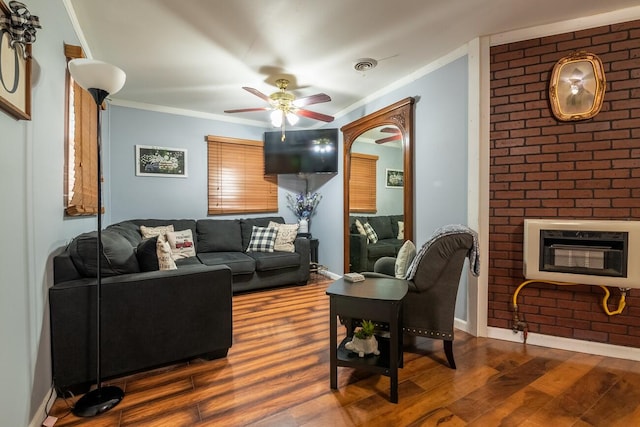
72,385,124,417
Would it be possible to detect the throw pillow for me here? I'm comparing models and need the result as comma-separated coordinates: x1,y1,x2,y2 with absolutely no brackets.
166,229,196,259
140,224,174,239
362,222,378,244
156,234,177,270
136,236,159,271
397,221,404,239
246,225,277,253
268,221,299,253
395,240,416,279
355,219,367,236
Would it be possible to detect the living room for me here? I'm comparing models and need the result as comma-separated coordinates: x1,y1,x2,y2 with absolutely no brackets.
3,1,640,426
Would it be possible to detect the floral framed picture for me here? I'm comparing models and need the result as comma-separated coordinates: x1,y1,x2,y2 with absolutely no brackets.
385,168,404,188
135,145,187,177
549,51,606,121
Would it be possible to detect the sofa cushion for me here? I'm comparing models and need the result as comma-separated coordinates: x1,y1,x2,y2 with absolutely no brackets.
156,234,177,270
367,241,397,258
268,221,299,253
354,219,367,238
197,252,256,275
106,221,144,246
246,226,277,253
197,219,243,252
167,229,196,259
70,230,140,277
131,220,197,248
368,216,394,240
136,236,159,271
241,217,284,250
362,222,378,244
247,251,301,271
140,224,174,239
395,240,416,278
389,215,403,239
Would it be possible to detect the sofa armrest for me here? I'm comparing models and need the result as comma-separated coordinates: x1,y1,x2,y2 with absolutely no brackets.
349,233,367,272
294,237,311,275
50,264,233,392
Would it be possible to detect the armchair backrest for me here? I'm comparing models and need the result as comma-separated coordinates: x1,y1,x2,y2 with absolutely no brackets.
412,233,474,294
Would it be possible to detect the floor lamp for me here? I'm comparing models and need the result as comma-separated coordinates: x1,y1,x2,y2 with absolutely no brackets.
67,58,126,417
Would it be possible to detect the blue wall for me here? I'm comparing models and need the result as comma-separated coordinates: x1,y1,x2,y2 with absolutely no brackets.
0,1,96,425
108,55,469,276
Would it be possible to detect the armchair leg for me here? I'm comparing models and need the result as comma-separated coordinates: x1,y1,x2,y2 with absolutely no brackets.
443,340,456,369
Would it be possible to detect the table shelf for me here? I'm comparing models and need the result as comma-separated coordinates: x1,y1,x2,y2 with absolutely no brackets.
336,336,391,375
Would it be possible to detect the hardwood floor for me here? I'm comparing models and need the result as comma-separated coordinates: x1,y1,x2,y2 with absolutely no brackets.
48,273,640,426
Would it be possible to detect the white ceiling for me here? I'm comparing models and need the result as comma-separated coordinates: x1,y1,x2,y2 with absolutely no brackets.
67,0,640,128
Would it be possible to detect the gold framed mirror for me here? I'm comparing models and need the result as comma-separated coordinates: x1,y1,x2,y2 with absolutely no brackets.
341,97,415,273
549,51,606,121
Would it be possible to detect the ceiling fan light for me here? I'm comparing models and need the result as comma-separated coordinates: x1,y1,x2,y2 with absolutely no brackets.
286,112,299,126
270,110,283,127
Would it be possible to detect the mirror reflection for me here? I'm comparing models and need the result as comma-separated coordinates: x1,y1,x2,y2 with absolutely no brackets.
342,97,415,274
348,125,405,272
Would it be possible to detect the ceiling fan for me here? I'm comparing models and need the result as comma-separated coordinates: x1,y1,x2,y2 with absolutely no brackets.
375,127,402,144
224,79,334,140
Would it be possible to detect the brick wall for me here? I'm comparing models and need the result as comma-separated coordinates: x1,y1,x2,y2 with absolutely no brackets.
489,20,640,347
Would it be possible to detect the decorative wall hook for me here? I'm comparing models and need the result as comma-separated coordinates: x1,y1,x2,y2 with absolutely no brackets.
0,1,41,59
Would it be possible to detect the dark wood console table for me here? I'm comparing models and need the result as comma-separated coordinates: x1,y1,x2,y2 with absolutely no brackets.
326,277,408,403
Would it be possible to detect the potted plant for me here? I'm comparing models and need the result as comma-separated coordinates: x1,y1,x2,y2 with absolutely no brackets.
345,320,380,357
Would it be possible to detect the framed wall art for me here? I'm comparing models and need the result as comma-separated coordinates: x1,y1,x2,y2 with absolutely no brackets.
135,145,187,177
0,0,32,120
549,51,606,121
385,168,404,188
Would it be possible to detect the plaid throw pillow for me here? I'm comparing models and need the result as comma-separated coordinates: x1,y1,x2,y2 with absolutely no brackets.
362,222,378,244
246,226,277,253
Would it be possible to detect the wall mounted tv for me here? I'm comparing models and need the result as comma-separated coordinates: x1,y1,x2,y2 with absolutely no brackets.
264,128,339,175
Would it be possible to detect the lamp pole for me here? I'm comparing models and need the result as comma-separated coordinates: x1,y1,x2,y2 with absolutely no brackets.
68,59,126,417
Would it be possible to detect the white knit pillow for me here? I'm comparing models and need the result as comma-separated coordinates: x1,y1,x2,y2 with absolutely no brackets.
395,240,416,278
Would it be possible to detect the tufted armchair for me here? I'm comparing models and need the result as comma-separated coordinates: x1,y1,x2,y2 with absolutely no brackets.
362,225,478,369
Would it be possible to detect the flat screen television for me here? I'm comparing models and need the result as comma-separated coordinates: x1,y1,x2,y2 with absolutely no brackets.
264,128,338,175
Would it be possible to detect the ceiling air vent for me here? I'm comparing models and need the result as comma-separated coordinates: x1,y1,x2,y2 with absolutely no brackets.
354,58,378,72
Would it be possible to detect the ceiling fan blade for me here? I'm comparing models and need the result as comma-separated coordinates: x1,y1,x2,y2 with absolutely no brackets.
380,127,400,134
295,108,334,122
224,107,270,113
293,93,331,107
376,135,402,144
242,87,271,103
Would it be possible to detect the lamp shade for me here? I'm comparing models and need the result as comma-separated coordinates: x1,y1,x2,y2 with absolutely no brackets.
68,59,126,95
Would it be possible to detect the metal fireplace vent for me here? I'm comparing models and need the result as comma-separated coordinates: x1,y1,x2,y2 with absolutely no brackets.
523,219,640,289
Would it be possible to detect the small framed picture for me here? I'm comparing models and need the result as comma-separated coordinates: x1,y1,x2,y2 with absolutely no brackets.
385,168,404,188
549,51,606,121
135,145,187,177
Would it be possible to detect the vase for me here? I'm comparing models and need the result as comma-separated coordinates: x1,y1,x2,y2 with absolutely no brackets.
299,218,309,233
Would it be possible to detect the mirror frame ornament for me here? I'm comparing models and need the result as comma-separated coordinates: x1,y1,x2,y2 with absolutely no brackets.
341,97,415,273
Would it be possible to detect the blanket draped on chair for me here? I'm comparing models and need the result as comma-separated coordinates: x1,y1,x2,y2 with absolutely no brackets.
405,224,480,280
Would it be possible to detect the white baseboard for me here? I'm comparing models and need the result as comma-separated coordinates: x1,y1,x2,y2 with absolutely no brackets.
318,270,342,280
487,326,640,361
29,387,56,427
454,317,470,334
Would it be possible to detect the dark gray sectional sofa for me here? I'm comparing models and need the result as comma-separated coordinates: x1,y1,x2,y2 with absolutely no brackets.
49,216,310,393
349,214,404,272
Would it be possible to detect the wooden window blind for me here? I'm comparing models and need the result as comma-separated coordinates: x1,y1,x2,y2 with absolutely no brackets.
64,43,99,216
349,152,378,213
206,135,278,215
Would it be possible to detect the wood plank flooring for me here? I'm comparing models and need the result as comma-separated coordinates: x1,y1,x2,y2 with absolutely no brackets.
48,273,640,426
